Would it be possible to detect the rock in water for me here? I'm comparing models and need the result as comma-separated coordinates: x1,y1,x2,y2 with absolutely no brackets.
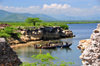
0,38,22,66
78,24,100,66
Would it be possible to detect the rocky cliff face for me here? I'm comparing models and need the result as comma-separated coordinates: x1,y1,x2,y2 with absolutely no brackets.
78,24,100,66
0,38,22,66
8,27,74,44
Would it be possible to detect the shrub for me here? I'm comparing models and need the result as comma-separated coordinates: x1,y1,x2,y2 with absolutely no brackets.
0,27,21,38
20,53,74,66
60,24,69,29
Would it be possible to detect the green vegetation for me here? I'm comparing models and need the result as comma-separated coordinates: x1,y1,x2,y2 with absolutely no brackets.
0,21,100,27
20,53,74,66
60,24,69,29
0,22,69,29
0,27,20,38
25,18,42,26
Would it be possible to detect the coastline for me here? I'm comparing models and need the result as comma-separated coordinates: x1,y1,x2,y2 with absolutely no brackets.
10,41,41,49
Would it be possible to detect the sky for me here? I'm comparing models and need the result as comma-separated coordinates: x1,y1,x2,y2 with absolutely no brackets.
0,0,100,17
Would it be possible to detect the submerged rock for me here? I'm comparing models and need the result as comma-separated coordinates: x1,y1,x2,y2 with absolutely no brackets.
78,24,100,66
0,38,22,66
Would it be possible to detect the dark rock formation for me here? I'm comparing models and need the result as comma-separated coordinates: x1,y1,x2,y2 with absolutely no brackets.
0,38,22,66
20,26,74,41
8,26,74,44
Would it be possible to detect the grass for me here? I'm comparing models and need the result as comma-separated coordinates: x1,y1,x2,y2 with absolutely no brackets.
0,21,70,29
0,21,100,27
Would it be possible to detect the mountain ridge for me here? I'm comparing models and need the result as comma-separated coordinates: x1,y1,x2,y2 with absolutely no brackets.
0,10,57,22
0,10,100,22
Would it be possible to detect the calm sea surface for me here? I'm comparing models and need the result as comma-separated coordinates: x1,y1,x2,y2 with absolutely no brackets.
15,23,98,66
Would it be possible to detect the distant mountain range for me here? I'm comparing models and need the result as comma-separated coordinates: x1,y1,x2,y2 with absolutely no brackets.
0,10,57,22
0,10,100,22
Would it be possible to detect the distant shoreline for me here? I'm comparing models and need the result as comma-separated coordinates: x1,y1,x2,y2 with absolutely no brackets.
0,21,100,24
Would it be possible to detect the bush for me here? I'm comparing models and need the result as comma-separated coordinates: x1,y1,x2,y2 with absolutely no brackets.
20,53,74,66
0,27,20,38
60,24,69,29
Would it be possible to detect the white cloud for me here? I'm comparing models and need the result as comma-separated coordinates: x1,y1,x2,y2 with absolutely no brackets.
0,5,41,13
0,4,100,17
43,4,71,9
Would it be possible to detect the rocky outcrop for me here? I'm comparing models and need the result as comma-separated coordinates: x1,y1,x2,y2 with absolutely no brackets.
9,26,74,44
78,24,100,66
0,38,22,66
0,24,10,29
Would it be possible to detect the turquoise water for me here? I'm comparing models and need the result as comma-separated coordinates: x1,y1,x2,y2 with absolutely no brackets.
15,23,98,66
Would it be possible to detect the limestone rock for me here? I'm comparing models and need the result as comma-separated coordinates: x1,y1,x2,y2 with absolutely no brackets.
78,24,100,66
7,38,20,45
8,26,74,44
20,35,30,42
19,27,74,41
63,30,73,37
78,39,91,52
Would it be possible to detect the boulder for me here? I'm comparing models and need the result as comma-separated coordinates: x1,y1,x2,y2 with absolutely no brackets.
0,38,22,66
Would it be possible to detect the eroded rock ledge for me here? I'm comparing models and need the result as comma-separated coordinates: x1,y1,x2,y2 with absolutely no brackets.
0,38,22,66
8,26,74,45
78,24,100,66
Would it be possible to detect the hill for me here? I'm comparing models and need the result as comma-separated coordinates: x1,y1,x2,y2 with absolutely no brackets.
0,10,57,22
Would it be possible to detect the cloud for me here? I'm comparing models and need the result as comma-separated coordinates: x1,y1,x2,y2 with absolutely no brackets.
43,4,71,9
0,4,100,17
0,5,41,13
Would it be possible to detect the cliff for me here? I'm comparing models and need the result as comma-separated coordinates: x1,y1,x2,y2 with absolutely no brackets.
78,24,100,66
8,26,74,44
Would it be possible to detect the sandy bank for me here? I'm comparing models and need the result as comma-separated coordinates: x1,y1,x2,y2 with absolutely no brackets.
10,41,41,49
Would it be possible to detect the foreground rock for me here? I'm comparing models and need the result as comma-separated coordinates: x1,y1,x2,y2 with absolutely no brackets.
78,24,100,66
0,38,22,66
8,26,74,44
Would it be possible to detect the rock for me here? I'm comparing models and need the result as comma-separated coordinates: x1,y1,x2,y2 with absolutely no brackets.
0,24,10,29
63,30,73,37
78,39,91,52
0,38,6,42
0,38,22,66
20,35,30,42
78,24,100,66
7,38,20,45
8,26,74,44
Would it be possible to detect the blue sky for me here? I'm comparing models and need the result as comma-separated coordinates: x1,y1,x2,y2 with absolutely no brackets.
0,0,100,8
0,0,100,17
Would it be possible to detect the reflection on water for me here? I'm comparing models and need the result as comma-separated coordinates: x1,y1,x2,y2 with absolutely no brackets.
15,23,98,66
15,45,72,63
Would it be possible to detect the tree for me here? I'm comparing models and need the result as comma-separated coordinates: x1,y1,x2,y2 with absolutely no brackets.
25,17,42,26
